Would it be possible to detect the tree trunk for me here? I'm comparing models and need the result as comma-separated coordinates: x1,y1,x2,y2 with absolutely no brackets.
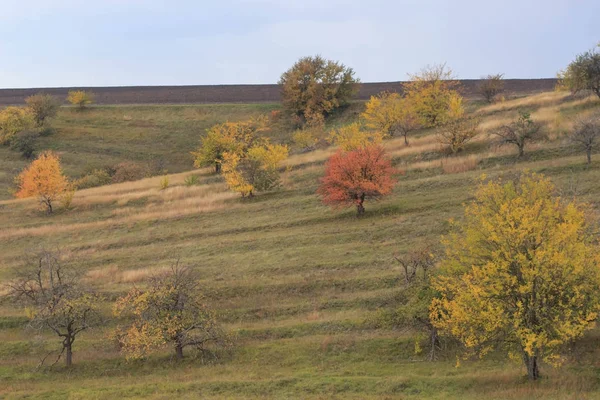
65,341,73,367
518,145,525,158
587,147,592,164
46,200,53,214
523,354,539,380
215,162,221,174
175,343,184,360
428,327,438,361
404,133,409,146
356,194,365,216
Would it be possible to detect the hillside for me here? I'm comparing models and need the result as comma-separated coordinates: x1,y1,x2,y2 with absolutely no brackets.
2,91,600,399
0,79,558,106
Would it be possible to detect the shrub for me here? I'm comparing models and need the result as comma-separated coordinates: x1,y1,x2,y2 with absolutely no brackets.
558,45,600,98
328,122,382,151
0,106,34,144
111,162,149,183
184,174,200,186
436,117,480,154
38,126,56,137
493,110,540,158
570,114,600,164
279,55,359,126
9,130,39,158
292,128,320,151
478,73,505,103
25,93,60,126
67,90,95,110
159,175,169,190
74,168,112,189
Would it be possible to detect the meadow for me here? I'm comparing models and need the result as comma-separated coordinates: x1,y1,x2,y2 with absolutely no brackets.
2,91,600,399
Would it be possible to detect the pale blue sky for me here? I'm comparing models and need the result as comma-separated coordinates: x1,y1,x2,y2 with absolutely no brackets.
0,0,598,88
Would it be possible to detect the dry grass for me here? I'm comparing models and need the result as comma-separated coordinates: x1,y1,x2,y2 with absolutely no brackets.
441,155,480,174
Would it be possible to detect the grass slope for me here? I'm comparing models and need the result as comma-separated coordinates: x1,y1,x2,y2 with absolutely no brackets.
1,92,600,399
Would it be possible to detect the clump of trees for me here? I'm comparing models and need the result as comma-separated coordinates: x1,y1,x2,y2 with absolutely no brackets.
279,55,359,127
67,90,95,110
478,73,505,103
15,151,73,214
558,45,600,98
26,94,61,126
493,110,540,157
570,114,600,164
113,263,228,361
8,249,101,367
430,173,600,380
361,92,420,145
318,145,396,216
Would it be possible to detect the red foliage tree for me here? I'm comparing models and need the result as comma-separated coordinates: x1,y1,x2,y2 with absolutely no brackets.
318,145,396,216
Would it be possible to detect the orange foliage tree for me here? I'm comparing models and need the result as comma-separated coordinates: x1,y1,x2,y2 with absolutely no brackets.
318,145,396,216
15,151,70,213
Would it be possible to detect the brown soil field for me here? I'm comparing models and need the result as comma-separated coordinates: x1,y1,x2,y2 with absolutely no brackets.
0,79,557,106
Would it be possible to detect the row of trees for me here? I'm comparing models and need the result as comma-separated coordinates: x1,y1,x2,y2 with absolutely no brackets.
8,253,227,367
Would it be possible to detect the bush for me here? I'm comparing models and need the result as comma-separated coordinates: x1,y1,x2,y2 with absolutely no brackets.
159,175,169,190
436,117,480,153
0,107,34,144
38,126,56,137
25,93,60,126
111,162,149,183
184,174,200,186
478,73,505,103
9,130,39,158
67,90,95,110
74,168,113,189
559,45,600,98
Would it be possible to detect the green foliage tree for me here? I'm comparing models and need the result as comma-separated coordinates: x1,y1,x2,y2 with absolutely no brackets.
559,46,600,98
493,110,540,157
113,262,228,361
9,130,39,158
25,93,61,126
8,249,101,367
430,173,600,380
279,55,359,126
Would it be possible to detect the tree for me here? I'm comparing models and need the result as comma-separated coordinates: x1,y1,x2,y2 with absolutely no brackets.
15,151,71,213
478,73,505,103
67,90,94,110
361,92,421,145
0,106,34,144
570,114,600,164
279,55,359,126
559,46,600,98
221,142,288,197
328,122,383,151
430,173,600,380
318,145,396,216
25,93,61,126
9,130,39,158
493,110,540,157
113,262,228,361
192,118,266,173
7,249,101,368
403,64,464,127
436,117,480,153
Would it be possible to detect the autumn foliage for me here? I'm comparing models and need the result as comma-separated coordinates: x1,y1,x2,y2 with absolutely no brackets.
67,90,95,110
430,173,600,380
15,151,72,213
318,145,396,215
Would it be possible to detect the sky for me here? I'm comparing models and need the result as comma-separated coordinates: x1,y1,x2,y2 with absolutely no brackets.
0,0,598,88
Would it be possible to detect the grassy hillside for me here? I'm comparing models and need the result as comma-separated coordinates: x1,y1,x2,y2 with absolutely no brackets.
2,92,600,399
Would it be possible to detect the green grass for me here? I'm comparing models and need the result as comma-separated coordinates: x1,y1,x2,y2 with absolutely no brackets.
2,92,600,399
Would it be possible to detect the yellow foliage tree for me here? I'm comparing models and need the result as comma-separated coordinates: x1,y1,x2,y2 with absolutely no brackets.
0,106,34,144
328,122,383,151
361,92,420,145
192,117,267,173
404,64,464,127
430,173,600,380
221,142,288,197
15,151,71,213
67,90,94,109
113,263,228,361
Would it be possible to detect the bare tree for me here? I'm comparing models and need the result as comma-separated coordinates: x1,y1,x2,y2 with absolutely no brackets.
478,73,505,103
437,117,480,154
7,249,101,368
570,114,600,164
493,110,540,158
